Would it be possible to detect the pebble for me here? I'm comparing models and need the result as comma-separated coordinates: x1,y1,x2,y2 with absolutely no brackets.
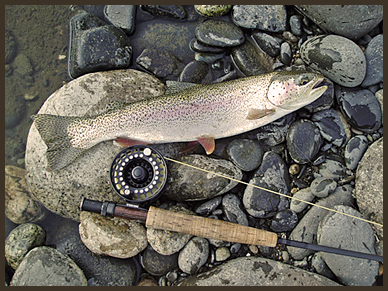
215,247,231,262
256,113,295,146
10,246,87,286
311,253,336,280
290,187,315,213
222,193,248,226
361,34,383,87
179,60,209,83
195,19,245,47
147,205,194,255
251,32,281,57
194,5,232,17
232,5,287,33
230,243,241,254
231,38,273,76
104,5,136,35
335,86,382,133
311,109,348,147
226,139,264,171
286,119,322,164
5,165,46,224
141,5,187,19
140,244,178,276
5,223,46,270
317,158,346,181
163,154,242,201
289,15,303,36
270,209,298,232
295,5,383,40
195,196,222,215
280,42,292,66
189,39,225,54
178,257,340,286
300,35,366,87
317,205,379,286
310,177,337,198
5,29,17,64
79,211,148,259
344,135,369,170
178,237,209,274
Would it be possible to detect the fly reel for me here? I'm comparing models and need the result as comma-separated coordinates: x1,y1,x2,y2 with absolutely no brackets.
110,145,168,204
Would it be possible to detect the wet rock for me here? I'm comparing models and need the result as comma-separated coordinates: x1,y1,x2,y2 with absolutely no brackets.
195,19,244,48
189,39,225,54
300,35,366,87
68,12,132,79
136,48,184,78
179,257,340,286
270,209,298,232
5,165,46,224
232,5,287,33
140,244,178,276
147,205,194,255
79,211,147,259
194,5,232,17
361,34,383,87
344,135,369,170
25,69,166,220
317,158,346,181
311,109,348,147
335,87,382,133
14,54,34,79
290,187,315,213
317,205,379,286
215,247,230,262
226,139,264,171
231,38,273,76
289,15,303,36
303,78,334,113
141,5,186,19
5,223,46,270
222,194,248,226
10,246,87,286
178,237,209,274
195,196,222,215
251,32,281,57
295,5,383,40
179,60,209,83
256,113,295,146
286,119,322,164
5,30,17,64
163,155,242,201
280,42,292,66
104,5,136,35
310,177,337,198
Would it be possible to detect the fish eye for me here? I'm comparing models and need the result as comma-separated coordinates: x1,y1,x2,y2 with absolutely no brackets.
298,75,310,86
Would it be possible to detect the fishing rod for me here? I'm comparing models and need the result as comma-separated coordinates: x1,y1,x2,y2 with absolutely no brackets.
80,145,383,263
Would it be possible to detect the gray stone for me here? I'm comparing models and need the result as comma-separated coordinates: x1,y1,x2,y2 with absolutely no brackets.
251,32,281,57
178,237,209,274
311,253,336,280
178,257,340,286
147,205,194,255
344,135,369,170
79,211,147,259
297,5,383,40
141,5,187,19
195,196,222,216
25,70,166,220
215,247,230,262
310,177,337,198
361,34,383,87
163,155,242,201
179,60,209,83
194,5,232,17
270,209,298,232
5,165,46,224
10,246,87,286
375,89,383,122
222,193,248,226
290,187,315,213
317,158,346,181
104,5,136,35
289,15,303,36
140,244,178,276
300,35,366,87
226,139,264,171
317,205,379,286
280,42,292,66
5,223,46,270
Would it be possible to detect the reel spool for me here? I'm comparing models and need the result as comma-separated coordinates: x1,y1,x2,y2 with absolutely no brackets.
110,145,168,204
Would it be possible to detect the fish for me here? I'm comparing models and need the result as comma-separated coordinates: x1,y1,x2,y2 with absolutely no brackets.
32,71,327,171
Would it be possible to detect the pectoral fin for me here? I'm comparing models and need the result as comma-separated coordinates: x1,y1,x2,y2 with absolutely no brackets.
247,108,276,120
196,135,215,155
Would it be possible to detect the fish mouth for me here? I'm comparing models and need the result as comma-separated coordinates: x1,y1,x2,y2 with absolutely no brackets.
309,76,327,100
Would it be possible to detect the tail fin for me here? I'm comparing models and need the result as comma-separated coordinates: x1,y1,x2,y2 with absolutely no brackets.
32,114,86,171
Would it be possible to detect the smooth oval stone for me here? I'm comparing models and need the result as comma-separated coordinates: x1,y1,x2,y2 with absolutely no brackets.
290,187,315,213
195,19,245,47
141,244,178,276
178,237,209,274
194,5,232,17
289,15,303,36
141,5,187,19
300,35,366,87
226,139,264,171
195,196,222,215
361,34,383,87
189,38,225,54
270,209,298,232
251,32,281,57
310,177,337,198
104,5,136,35
280,42,292,65
317,159,346,181
344,135,369,170
179,60,209,83
222,193,248,226
287,119,322,164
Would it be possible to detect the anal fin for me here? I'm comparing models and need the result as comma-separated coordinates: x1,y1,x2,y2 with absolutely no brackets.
196,135,215,155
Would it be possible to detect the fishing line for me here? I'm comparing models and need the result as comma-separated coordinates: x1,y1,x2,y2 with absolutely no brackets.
164,156,383,228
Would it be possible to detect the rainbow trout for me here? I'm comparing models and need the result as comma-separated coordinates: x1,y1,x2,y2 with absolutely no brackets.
33,71,327,171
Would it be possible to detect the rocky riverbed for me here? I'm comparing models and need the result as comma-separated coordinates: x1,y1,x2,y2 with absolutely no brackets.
5,5,383,286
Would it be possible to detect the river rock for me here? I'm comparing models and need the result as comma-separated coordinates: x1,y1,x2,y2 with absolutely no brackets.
270,209,298,232
226,139,264,171
178,237,209,274
300,35,366,87
344,135,369,170
194,5,232,17
79,211,147,259
222,193,248,226
163,155,242,201
317,205,379,286
178,256,340,286
104,5,136,35
280,42,292,66
310,177,337,198
361,34,383,87
317,158,346,181
140,244,178,276
141,5,186,19
195,196,222,215
5,165,46,224
10,246,87,286
5,223,46,270
147,205,194,255
232,5,287,33
179,60,209,83
25,69,166,220
251,32,281,57
256,113,295,146
296,5,383,40
290,187,315,213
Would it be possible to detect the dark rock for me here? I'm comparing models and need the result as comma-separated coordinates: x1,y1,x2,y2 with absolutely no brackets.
141,5,187,19
5,30,17,64
232,5,287,33
68,12,132,79
189,39,225,54
286,119,322,164
289,15,303,36
251,32,281,57
361,34,383,87
179,60,209,83
222,193,248,226
195,196,222,215
141,244,178,276
344,135,369,170
226,139,264,171
270,209,298,232
335,87,382,133
303,78,334,113
195,19,245,47
256,113,295,146
104,5,136,35
280,42,292,66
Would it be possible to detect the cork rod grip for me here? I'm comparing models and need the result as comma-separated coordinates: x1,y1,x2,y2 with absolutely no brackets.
146,206,278,247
